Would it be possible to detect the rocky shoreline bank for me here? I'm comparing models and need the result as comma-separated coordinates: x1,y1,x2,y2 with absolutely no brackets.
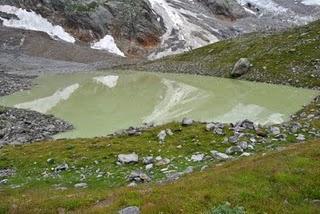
0,71,36,96
0,72,74,145
0,106,73,145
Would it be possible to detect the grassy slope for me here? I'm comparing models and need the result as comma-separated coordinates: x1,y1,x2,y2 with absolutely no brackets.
136,20,320,89
1,140,320,213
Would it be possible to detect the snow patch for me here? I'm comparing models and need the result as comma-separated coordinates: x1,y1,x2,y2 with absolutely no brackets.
15,84,80,113
148,0,219,59
144,78,208,123
301,0,320,6
91,35,125,57
93,75,119,88
0,5,75,43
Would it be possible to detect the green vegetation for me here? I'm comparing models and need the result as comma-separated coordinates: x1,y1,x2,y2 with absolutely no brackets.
1,138,320,213
138,20,320,89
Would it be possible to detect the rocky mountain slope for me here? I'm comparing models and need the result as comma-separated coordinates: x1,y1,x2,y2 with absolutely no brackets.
0,0,320,61
134,19,320,89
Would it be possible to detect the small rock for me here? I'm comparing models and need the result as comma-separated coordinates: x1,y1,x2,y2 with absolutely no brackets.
238,141,248,150
184,166,193,174
155,158,170,166
142,156,154,165
226,146,243,155
211,150,230,160
47,158,55,164
166,129,173,136
240,152,251,157
270,126,281,135
118,153,139,164
127,182,137,187
74,183,88,189
191,153,205,162
119,206,140,214
182,118,193,126
296,134,305,141
145,164,153,171
157,130,167,143
54,163,69,173
214,127,224,135
128,170,151,183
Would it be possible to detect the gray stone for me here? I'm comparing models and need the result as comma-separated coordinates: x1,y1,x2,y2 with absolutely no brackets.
211,150,230,160
128,170,151,183
238,141,248,150
54,163,69,173
145,164,153,171
74,183,88,189
119,206,140,214
270,126,281,135
226,146,243,155
296,134,305,141
182,118,193,126
0,168,15,178
142,156,154,165
191,153,205,162
157,130,167,142
231,58,251,77
118,153,139,164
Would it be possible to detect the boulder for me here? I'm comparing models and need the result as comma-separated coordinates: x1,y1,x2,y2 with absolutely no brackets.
119,206,140,214
54,163,69,173
191,153,205,162
157,130,167,143
231,58,251,77
128,170,151,183
211,150,230,160
74,183,88,189
270,126,281,135
226,146,243,155
182,118,193,126
118,153,139,164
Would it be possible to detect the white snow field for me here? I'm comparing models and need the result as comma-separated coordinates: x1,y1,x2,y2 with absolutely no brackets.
148,0,219,59
91,35,125,57
0,5,75,43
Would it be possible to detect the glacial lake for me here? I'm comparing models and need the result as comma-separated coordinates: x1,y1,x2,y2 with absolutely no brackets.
0,71,318,138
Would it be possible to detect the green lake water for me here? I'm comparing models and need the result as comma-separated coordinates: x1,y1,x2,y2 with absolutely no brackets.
0,71,318,138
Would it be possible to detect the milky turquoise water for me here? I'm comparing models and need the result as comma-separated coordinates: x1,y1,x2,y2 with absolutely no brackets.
0,71,317,138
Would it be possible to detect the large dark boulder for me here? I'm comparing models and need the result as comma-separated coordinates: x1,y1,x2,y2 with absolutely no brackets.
230,58,251,77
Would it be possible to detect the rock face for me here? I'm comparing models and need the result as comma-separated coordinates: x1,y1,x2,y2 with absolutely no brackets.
200,0,247,20
231,58,251,77
0,106,73,145
2,0,165,56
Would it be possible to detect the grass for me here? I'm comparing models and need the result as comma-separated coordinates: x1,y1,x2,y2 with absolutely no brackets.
1,138,320,213
136,20,320,89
